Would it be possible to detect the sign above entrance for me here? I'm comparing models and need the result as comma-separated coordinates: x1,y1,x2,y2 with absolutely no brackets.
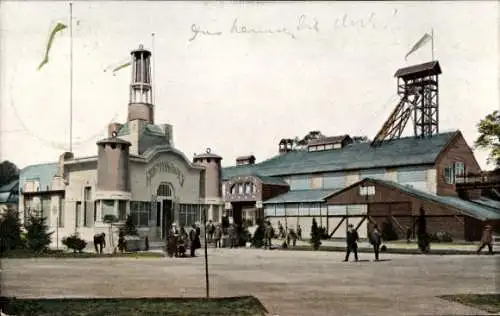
146,160,185,187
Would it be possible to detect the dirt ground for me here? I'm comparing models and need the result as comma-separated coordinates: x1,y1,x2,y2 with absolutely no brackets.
1,249,498,316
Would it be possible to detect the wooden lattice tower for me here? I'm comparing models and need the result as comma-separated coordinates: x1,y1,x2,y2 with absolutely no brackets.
372,61,442,146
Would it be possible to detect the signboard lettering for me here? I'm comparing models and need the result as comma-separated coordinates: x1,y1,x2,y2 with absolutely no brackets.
146,160,185,187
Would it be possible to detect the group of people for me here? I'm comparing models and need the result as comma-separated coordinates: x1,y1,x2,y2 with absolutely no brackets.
166,223,201,257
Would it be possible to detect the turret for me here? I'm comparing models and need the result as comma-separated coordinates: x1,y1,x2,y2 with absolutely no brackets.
96,131,132,193
193,148,223,198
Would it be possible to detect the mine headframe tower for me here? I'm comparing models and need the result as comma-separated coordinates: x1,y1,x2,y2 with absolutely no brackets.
371,61,442,147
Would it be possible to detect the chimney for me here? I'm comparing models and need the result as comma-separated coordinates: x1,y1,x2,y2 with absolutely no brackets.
236,155,255,166
108,123,122,137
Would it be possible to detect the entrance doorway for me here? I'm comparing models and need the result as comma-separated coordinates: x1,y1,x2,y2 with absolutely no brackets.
156,182,175,240
161,199,173,239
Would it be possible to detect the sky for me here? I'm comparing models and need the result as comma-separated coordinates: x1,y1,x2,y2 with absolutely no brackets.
0,1,498,170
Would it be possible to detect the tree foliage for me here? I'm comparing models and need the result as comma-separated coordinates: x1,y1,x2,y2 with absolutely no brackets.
0,206,24,254
24,210,53,253
474,110,500,168
0,160,19,188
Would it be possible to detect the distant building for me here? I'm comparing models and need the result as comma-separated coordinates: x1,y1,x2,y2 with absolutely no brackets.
18,45,223,247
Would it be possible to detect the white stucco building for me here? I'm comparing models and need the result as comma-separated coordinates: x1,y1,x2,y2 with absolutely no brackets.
18,45,224,248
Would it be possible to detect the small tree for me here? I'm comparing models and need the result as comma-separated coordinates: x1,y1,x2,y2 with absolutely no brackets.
24,209,53,253
120,215,138,236
310,218,322,250
252,221,266,248
0,207,24,254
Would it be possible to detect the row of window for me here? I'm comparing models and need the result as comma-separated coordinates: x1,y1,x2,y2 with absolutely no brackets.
229,182,257,195
308,143,342,152
264,203,367,217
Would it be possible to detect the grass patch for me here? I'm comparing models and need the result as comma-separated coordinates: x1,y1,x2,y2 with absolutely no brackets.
439,294,500,313
1,249,164,259
0,296,267,316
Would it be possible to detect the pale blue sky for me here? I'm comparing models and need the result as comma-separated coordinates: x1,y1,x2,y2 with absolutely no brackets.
0,1,498,169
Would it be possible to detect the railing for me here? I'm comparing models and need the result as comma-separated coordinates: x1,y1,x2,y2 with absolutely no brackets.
455,171,500,187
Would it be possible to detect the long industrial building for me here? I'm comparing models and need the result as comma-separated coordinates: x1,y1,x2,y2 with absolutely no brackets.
221,61,500,241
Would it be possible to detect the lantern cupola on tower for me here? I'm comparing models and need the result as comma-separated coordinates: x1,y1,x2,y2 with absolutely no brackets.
128,44,154,124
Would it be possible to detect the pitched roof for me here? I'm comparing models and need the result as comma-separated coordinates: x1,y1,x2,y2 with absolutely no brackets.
19,163,59,192
222,131,458,179
394,61,442,80
367,178,500,221
263,189,341,204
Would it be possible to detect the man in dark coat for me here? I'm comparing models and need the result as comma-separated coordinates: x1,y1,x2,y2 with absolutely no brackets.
93,232,106,254
416,207,429,252
370,225,382,261
189,224,201,257
344,224,359,262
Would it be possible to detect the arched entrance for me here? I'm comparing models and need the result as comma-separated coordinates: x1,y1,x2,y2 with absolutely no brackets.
154,182,175,240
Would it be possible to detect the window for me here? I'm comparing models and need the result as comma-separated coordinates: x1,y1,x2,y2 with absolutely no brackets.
230,184,236,195
58,198,64,228
83,187,92,227
75,201,82,228
238,183,244,194
454,162,465,178
359,186,375,196
130,201,151,226
179,204,200,227
102,200,115,219
443,164,456,184
41,197,51,223
325,144,333,150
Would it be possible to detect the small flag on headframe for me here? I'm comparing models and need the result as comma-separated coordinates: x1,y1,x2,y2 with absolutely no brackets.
37,22,68,70
405,32,433,61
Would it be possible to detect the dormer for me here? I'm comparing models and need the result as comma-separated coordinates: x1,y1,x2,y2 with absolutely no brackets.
236,155,256,166
307,135,353,152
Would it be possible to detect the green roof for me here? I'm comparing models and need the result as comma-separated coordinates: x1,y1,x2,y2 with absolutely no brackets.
19,163,59,192
117,123,129,136
263,189,341,204
138,124,170,154
369,178,500,221
222,131,458,179
471,197,500,210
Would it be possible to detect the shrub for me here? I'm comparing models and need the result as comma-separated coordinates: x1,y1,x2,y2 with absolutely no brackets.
381,220,399,241
24,210,53,253
429,231,453,243
120,215,138,236
62,233,87,253
318,226,329,240
310,218,322,250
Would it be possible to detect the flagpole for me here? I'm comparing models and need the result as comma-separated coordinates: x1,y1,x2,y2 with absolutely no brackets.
431,28,434,61
69,2,74,153
151,32,156,105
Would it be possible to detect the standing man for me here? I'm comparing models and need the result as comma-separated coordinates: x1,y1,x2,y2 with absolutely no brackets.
344,224,359,262
264,221,273,249
370,224,382,261
416,207,429,253
477,225,494,255
189,224,201,257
